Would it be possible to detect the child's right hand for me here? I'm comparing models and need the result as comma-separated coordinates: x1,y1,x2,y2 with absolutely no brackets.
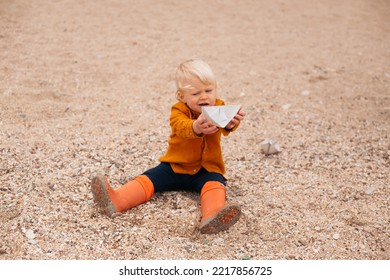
193,115,219,135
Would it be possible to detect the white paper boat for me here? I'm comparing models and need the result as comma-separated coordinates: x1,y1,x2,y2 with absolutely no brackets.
201,105,241,128
260,138,281,155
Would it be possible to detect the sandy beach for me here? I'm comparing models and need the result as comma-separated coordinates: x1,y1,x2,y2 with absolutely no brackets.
0,0,389,259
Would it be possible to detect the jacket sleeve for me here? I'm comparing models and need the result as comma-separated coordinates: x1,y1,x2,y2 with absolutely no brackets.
170,106,201,138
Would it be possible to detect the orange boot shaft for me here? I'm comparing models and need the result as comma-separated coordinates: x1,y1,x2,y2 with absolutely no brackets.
114,175,154,212
200,181,226,221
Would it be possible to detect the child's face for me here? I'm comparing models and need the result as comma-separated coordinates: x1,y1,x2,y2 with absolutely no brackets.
177,76,217,114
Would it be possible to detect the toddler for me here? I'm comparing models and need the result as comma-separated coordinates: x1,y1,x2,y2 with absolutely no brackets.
91,59,245,234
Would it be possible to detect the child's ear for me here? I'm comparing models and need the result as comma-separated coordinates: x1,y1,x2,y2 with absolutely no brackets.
176,90,185,102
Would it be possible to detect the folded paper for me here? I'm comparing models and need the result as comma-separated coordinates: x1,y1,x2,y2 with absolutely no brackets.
201,105,241,128
261,138,281,155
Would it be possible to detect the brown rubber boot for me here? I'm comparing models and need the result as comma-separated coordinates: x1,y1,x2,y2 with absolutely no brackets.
91,174,154,218
199,181,241,234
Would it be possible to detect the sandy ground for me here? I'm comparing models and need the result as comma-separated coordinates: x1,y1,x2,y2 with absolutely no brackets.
0,0,389,260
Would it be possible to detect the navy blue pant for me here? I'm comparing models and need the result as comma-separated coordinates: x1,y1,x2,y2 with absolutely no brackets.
143,163,226,193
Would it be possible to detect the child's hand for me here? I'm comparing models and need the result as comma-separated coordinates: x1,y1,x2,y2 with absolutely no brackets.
225,107,245,130
193,115,219,135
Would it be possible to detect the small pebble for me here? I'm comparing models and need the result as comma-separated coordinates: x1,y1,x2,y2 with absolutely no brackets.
332,233,340,240
26,229,35,240
213,238,225,244
364,186,376,195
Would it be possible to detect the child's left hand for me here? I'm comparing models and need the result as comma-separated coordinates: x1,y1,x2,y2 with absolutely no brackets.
225,108,245,130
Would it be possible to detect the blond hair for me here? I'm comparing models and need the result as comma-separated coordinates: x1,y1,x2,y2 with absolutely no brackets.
175,59,217,98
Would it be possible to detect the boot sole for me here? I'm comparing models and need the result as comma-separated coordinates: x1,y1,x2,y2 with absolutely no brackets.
200,204,241,234
91,175,120,218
